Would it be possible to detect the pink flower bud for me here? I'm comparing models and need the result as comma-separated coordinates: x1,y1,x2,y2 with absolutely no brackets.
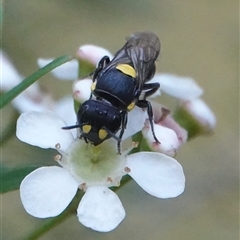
77,45,113,66
142,120,179,157
73,78,92,103
151,101,188,146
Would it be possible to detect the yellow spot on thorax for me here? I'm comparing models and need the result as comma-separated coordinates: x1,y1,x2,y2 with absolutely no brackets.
116,64,136,78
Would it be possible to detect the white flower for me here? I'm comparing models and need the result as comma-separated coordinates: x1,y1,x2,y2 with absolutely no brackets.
76,45,113,66
72,78,92,103
37,58,79,80
142,102,188,156
1,50,23,90
1,49,77,133
0,49,57,113
37,45,113,81
180,98,216,132
142,120,179,157
16,111,185,232
151,73,204,100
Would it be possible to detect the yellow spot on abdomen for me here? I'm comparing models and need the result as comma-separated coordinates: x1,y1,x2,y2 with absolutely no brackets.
127,102,135,111
116,64,136,78
91,81,97,91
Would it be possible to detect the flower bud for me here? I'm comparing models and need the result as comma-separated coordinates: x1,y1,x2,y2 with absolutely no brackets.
142,120,179,157
153,73,203,100
77,45,113,66
72,78,92,103
151,101,188,146
1,50,22,91
181,98,216,132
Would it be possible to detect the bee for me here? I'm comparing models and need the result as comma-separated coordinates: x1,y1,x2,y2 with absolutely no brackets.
63,31,161,153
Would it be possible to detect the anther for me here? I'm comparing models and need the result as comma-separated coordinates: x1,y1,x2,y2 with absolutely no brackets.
54,154,62,161
124,167,131,173
79,183,87,191
55,143,61,149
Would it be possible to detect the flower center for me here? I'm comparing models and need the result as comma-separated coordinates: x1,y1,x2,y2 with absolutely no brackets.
65,139,126,187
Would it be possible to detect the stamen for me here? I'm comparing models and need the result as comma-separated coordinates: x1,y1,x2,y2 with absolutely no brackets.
79,183,87,191
55,143,61,149
107,177,113,182
132,141,139,148
54,154,62,161
124,167,131,173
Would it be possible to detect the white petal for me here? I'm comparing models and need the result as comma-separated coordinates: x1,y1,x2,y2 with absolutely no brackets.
77,186,125,232
153,73,203,100
37,58,78,80
122,107,147,140
16,111,74,151
12,88,55,113
72,78,92,103
1,50,22,91
20,166,79,218
12,94,48,113
126,152,185,198
181,98,216,131
142,122,179,157
77,45,113,66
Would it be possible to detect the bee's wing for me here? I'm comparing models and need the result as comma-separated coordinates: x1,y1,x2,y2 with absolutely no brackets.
126,31,160,88
103,31,160,90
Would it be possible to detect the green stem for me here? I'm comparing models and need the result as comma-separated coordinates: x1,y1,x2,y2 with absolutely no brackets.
0,55,74,109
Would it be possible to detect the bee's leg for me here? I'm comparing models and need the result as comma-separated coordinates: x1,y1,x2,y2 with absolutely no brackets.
90,56,110,99
136,100,160,144
116,110,128,154
142,82,160,98
92,56,110,82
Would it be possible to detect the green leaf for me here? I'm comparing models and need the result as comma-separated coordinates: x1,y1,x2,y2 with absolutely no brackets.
0,164,41,193
0,55,74,109
0,111,19,146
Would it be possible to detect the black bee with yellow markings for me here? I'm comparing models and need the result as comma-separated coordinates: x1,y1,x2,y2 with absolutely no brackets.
63,31,161,153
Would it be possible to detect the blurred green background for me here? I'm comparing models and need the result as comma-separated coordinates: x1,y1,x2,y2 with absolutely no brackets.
2,0,238,239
